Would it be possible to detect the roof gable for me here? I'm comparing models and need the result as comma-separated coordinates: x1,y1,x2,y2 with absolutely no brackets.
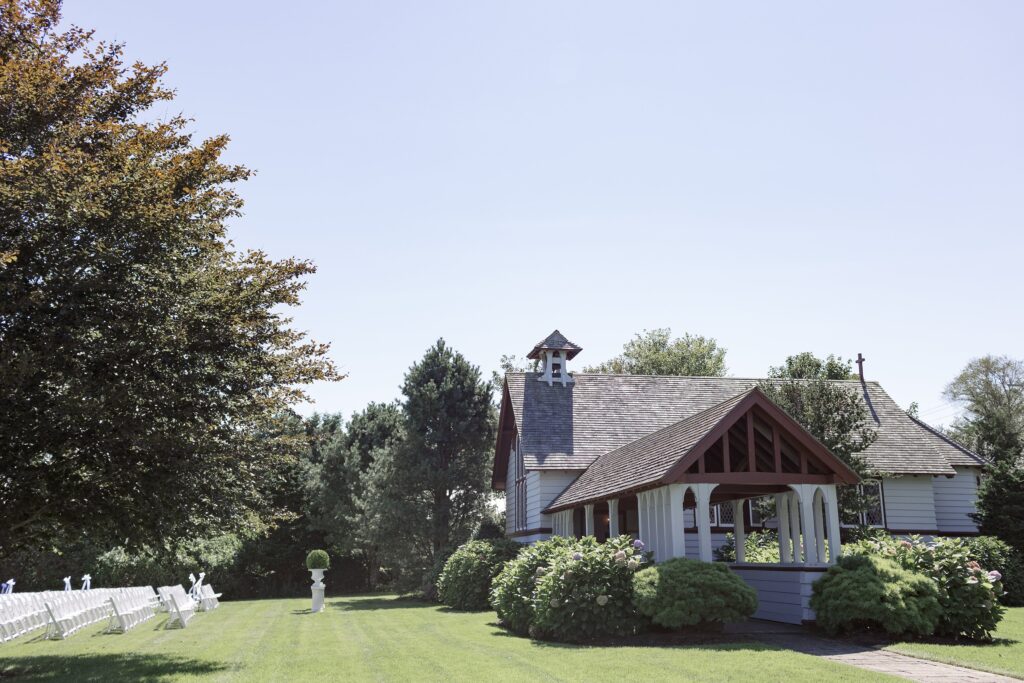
544,388,861,512
492,374,982,487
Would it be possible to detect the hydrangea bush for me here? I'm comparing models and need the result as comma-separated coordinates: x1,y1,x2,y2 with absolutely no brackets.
505,536,650,642
961,536,1024,607
632,558,758,630
810,554,943,638
490,536,574,634
845,535,1005,640
436,539,522,611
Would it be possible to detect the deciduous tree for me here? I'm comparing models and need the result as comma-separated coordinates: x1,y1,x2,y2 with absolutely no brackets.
584,328,727,376
0,0,338,556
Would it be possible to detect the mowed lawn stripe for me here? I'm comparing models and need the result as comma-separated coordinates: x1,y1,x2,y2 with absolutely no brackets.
0,596,900,682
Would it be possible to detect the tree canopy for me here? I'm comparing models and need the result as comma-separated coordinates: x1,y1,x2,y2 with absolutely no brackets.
943,355,1024,465
0,0,338,555
759,353,877,520
584,328,727,376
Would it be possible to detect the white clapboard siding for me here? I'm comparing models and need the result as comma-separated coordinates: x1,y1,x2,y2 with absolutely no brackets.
882,476,938,531
525,470,582,531
932,467,981,533
505,463,516,535
730,567,825,625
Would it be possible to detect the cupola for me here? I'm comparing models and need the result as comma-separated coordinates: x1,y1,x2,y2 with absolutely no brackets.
527,330,582,387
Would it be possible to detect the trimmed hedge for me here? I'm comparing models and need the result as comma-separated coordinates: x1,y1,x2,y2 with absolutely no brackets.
633,558,757,629
437,539,522,611
306,549,330,570
810,554,942,638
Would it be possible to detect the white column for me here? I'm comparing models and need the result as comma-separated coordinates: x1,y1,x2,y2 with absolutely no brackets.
776,493,793,563
584,504,595,537
732,499,746,563
813,490,826,562
797,486,819,564
668,484,687,559
637,490,649,547
822,484,842,564
608,499,620,537
694,483,717,562
788,493,802,563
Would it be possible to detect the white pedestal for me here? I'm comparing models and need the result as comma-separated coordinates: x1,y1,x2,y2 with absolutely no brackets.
310,568,326,613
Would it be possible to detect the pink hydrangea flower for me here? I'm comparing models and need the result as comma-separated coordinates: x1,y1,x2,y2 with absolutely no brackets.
988,570,1002,582
633,540,645,550
572,552,584,561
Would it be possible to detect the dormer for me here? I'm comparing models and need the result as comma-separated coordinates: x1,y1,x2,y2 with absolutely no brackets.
527,330,582,387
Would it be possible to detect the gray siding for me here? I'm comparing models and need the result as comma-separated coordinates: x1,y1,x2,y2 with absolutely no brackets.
730,567,825,624
883,475,938,531
933,467,981,533
505,456,516,535
526,470,581,531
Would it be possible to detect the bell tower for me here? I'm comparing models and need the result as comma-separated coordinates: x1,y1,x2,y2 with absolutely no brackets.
527,330,582,387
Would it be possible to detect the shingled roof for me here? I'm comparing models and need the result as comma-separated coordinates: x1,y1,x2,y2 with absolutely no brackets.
494,374,982,487
544,387,862,512
526,330,583,360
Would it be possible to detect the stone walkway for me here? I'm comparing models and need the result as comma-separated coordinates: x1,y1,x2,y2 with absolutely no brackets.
726,621,1020,682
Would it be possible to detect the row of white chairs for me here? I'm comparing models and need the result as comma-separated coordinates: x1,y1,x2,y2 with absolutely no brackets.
157,585,196,629
44,589,122,640
1,582,223,641
106,587,158,633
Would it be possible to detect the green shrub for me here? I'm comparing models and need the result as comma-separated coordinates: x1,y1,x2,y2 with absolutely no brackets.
714,530,780,563
530,536,649,642
437,539,522,611
846,535,1005,640
810,554,942,638
632,558,757,629
306,549,330,570
490,535,574,634
962,536,1024,607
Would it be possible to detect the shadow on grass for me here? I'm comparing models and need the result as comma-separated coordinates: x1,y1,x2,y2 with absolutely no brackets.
0,653,228,681
484,622,777,651
329,596,431,612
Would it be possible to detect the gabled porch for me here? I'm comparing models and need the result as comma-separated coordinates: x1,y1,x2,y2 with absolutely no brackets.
543,387,861,624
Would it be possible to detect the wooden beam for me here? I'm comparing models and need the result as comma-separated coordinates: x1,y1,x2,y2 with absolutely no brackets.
773,425,782,473
682,473,836,485
722,432,730,473
746,411,756,472
698,451,705,474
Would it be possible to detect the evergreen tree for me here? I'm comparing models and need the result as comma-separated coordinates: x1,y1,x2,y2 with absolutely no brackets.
363,341,496,588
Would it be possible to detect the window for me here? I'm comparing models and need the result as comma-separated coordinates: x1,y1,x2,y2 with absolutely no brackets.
513,439,527,532
842,480,885,528
708,503,735,527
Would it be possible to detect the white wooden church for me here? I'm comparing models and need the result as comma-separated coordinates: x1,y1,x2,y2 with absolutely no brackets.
493,331,985,623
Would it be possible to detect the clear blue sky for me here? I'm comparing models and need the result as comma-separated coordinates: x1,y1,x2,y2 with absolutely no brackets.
64,1,1023,428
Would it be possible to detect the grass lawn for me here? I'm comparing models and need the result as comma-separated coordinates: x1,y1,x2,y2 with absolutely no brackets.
887,606,1024,679
0,594,900,682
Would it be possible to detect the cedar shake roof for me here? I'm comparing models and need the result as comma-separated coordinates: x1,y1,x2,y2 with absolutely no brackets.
526,330,583,360
495,374,982,487
544,388,862,512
